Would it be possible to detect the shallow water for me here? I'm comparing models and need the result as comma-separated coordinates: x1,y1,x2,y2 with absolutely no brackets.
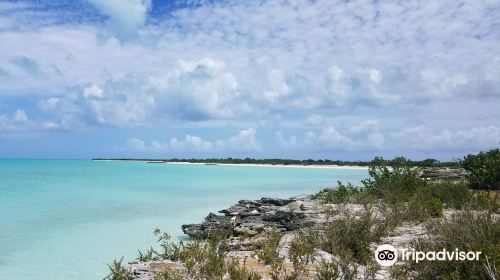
0,159,368,280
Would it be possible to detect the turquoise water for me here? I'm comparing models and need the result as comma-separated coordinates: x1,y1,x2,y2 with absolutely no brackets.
0,159,368,280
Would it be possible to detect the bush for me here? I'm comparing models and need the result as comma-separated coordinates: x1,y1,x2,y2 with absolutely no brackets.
103,258,132,280
417,182,471,209
462,148,500,190
313,181,361,204
362,157,424,203
411,210,500,279
470,191,500,213
319,209,387,265
227,261,262,280
256,230,283,266
153,269,185,280
314,257,357,280
137,247,158,262
288,228,318,274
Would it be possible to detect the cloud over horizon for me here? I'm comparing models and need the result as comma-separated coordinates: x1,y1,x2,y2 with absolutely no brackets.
0,0,499,160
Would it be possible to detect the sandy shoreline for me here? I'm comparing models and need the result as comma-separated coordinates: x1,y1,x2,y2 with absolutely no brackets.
167,161,368,169
94,159,368,169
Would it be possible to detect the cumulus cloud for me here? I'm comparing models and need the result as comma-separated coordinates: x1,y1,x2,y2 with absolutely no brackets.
0,0,499,158
37,57,246,126
126,128,262,153
0,109,60,138
389,125,500,151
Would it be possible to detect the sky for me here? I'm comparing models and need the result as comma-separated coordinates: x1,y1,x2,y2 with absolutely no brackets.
0,0,499,160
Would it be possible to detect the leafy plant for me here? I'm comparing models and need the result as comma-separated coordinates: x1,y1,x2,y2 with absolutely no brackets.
103,258,132,280
314,254,358,280
462,148,500,190
362,156,424,202
153,269,185,280
417,182,471,209
288,228,318,275
411,210,500,279
227,260,262,280
137,246,158,262
320,209,386,265
256,230,284,266
313,181,361,204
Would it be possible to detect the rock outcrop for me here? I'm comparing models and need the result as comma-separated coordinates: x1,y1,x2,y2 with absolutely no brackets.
128,195,441,280
181,197,312,240
419,167,468,182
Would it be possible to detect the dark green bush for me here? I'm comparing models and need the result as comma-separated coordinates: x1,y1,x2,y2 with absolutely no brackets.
462,148,500,190
362,157,424,203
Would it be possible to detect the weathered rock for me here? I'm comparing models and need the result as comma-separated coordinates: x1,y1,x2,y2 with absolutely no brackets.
129,260,184,280
259,197,294,206
420,167,468,182
182,197,303,239
130,194,468,280
181,212,233,239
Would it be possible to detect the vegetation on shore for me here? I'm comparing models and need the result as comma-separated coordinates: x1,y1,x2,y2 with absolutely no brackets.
104,148,499,280
93,157,461,168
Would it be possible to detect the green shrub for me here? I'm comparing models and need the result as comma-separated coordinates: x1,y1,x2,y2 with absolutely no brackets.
256,230,283,266
288,228,318,273
417,182,471,209
153,228,184,261
470,191,500,213
103,258,132,280
313,181,361,204
362,157,424,203
137,247,158,262
320,209,387,265
462,148,500,190
153,269,185,280
227,261,262,280
411,210,500,279
314,256,357,280
425,197,443,218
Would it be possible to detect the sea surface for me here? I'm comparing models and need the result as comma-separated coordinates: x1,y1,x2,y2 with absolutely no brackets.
0,159,368,280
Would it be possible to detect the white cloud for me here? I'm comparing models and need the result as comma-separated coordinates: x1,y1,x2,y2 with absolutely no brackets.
83,84,104,99
86,0,152,39
389,125,500,151
14,109,28,123
220,128,262,152
126,128,262,153
126,138,146,150
37,57,246,127
0,109,60,138
0,0,499,157
275,123,385,152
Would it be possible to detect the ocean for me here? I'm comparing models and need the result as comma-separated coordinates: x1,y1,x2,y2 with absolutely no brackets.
0,159,368,280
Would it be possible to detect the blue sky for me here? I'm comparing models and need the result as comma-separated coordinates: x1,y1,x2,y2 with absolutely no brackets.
0,0,499,160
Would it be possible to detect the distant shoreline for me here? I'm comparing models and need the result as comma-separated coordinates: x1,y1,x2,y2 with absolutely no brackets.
92,159,369,169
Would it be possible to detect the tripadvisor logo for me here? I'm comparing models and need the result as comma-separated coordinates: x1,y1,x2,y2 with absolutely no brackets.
375,244,482,267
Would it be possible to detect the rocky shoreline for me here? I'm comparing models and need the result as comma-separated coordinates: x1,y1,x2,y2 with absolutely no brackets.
125,168,473,279
128,193,432,279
